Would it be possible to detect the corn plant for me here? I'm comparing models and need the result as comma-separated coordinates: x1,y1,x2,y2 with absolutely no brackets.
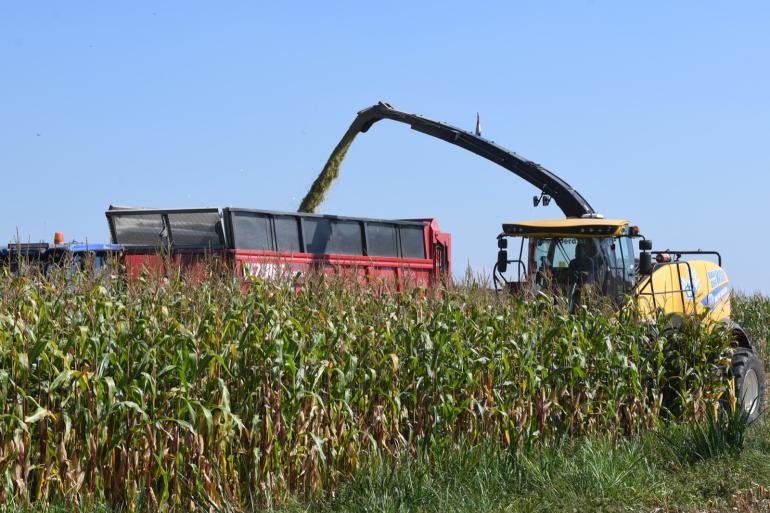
0,265,744,511
732,293,770,364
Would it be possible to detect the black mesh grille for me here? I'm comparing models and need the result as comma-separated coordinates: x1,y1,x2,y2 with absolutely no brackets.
230,212,272,250
400,225,426,259
166,212,223,248
366,223,398,257
304,218,363,255
111,213,167,246
109,209,224,248
274,216,301,252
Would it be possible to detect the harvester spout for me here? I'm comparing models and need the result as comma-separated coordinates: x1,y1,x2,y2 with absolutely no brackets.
298,101,596,218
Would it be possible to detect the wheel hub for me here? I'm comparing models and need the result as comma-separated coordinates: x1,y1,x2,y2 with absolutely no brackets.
742,368,760,416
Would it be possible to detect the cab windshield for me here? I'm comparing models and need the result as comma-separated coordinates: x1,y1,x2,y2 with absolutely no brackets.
532,233,636,303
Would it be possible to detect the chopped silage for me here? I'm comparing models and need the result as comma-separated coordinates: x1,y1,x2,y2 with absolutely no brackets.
298,133,356,213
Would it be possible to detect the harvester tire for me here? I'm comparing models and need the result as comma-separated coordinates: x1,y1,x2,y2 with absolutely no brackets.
731,348,765,423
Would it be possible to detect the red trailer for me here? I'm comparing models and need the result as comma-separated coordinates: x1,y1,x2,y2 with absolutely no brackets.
106,207,451,288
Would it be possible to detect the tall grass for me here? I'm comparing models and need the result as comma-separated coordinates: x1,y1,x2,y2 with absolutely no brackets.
321,436,665,513
303,414,770,513
0,265,738,510
656,403,751,468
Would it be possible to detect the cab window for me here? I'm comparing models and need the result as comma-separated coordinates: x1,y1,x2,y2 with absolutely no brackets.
602,236,636,301
533,237,606,290
533,237,579,288
534,237,577,270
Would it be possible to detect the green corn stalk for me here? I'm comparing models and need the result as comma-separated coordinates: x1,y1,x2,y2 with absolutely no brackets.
0,263,750,510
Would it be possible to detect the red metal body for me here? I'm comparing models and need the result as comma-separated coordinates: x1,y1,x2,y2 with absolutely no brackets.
109,209,451,288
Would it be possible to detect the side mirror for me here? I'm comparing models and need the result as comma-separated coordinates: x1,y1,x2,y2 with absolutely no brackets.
639,239,653,251
497,238,508,249
639,251,653,275
497,249,508,273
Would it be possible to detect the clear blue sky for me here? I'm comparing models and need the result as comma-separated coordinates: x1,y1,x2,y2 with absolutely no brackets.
2,2,769,293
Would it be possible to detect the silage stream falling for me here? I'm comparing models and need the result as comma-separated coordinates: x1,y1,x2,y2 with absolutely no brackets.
297,119,359,213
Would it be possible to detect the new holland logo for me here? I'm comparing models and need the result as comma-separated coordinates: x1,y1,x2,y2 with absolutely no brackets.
681,273,701,301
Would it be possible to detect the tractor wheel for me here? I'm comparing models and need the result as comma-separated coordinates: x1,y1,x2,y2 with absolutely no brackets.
731,348,765,423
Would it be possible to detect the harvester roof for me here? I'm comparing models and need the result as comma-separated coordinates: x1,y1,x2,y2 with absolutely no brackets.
502,218,629,238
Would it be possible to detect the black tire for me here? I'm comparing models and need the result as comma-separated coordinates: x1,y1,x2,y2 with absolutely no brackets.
731,348,765,423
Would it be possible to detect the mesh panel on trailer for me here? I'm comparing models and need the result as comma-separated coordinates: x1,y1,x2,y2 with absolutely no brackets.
108,209,224,248
400,225,427,259
274,216,301,252
303,218,332,254
327,220,363,255
304,218,363,256
366,223,399,257
229,211,273,250
166,211,224,248
111,213,167,246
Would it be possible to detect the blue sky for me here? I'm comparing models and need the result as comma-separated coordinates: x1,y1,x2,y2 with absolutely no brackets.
2,2,769,293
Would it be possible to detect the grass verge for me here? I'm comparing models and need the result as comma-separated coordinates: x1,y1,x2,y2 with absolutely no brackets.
5,417,769,512
306,416,770,513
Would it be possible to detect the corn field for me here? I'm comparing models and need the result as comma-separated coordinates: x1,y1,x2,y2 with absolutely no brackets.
733,292,770,363
0,266,749,511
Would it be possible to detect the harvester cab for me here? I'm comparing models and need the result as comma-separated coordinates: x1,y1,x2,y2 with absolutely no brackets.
494,218,637,308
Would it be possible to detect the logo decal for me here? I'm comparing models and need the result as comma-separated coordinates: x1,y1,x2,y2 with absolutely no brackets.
681,271,701,301
702,282,730,309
